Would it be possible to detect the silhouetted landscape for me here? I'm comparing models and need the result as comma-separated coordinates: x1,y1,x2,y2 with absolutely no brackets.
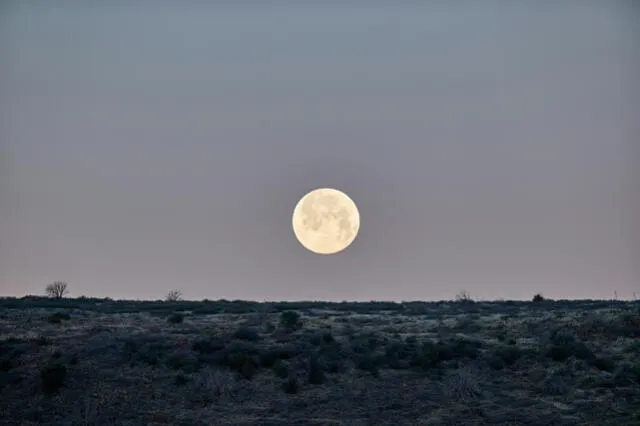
2,3,638,425
1,292,639,425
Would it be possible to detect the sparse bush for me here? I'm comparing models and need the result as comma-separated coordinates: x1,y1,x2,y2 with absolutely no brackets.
443,367,482,401
191,369,235,405
167,313,184,324
280,310,302,331
45,281,68,299
532,293,545,302
455,290,474,304
40,362,67,394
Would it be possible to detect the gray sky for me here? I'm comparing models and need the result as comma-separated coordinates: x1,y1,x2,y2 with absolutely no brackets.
1,2,638,301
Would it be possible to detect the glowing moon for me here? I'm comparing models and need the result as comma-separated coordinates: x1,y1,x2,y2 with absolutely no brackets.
292,188,360,255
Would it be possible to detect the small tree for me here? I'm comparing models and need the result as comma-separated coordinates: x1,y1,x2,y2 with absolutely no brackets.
166,290,182,302
532,293,545,303
280,310,302,331
45,281,68,299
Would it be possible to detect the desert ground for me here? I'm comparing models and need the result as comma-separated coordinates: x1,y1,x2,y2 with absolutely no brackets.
0,296,639,425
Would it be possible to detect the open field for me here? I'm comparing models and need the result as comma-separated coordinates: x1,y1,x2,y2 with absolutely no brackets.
1,297,639,425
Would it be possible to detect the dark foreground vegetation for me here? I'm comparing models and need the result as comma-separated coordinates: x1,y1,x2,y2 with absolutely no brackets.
1,296,639,425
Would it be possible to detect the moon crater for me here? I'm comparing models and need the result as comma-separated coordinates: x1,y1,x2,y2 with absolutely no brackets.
292,188,360,255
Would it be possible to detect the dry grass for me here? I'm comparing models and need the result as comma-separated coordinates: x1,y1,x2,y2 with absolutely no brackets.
0,299,639,425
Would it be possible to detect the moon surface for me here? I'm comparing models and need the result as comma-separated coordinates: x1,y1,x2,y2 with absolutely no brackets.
292,188,360,255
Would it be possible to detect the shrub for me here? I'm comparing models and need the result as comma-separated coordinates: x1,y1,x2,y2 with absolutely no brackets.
191,369,235,405
494,346,523,366
232,327,261,342
349,331,385,354
121,337,170,367
545,328,595,362
167,313,184,324
280,310,302,330
307,356,325,384
40,362,67,394
546,341,594,362
591,357,615,372
272,360,290,379
442,337,482,360
259,349,281,368
282,376,299,394
532,293,545,302
174,373,189,386
47,315,62,324
356,355,380,377
443,367,482,401
309,331,335,346
192,338,226,354
213,341,260,371
47,312,71,324
239,358,257,380
166,350,199,372
410,342,441,369
613,363,640,386
455,290,474,304
541,374,571,396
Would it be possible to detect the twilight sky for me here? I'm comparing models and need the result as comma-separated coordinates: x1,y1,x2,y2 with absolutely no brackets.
1,2,638,301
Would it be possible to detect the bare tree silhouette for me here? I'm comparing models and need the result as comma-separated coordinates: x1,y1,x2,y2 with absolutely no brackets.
45,281,68,299
166,289,183,302
455,290,474,303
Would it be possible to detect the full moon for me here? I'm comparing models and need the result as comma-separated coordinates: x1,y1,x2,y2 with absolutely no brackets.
292,188,360,255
